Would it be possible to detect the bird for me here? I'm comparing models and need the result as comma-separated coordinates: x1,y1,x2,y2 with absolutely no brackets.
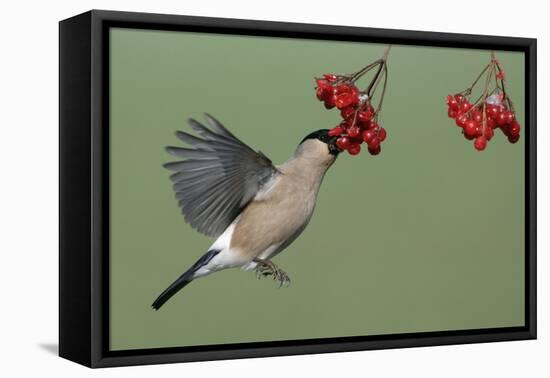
152,114,341,310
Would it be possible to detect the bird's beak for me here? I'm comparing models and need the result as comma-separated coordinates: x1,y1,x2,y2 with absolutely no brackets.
328,138,340,156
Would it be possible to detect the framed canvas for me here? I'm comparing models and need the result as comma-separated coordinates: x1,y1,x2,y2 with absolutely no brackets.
59,10,537,368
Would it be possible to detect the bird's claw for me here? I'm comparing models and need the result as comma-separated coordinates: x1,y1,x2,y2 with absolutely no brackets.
255,260,291,287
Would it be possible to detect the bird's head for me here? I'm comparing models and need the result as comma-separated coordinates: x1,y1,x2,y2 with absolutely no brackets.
296,129,340,166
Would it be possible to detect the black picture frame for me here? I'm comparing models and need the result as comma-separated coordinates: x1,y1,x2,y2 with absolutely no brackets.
59,9,537,368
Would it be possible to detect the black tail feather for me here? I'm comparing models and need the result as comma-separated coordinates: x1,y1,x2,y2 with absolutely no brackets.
151,249,220,310
151,274,193,310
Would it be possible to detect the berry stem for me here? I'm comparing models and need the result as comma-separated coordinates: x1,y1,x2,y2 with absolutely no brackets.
349,45,391,87
493,55,515,112
382,45,392,61
366,61,384,96
349,60,383,82
366,46,391,95
461,52,508,115
482,60,494,99
463,63,490,96
374,63,389,121
366,46,391,119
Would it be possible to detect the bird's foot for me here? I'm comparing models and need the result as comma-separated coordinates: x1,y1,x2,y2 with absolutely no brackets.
254,258,291,287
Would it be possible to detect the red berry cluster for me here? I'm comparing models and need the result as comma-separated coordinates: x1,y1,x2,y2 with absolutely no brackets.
446,55,521,151
446,94,520,151
315,74,387,156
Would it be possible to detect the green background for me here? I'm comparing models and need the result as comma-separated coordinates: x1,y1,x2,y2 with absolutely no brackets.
109,28,525,351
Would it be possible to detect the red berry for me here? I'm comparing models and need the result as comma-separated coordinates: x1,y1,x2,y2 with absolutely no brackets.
334,85,360,109
471,109,483,123
448,108,458,119
474,136,487,151
454,94,466,103
475,122,483,137
358,110,374,124
496,112,508,127
349,86,360,104
364,104,375,114
496,71,505,80
509,120,521,137
336,136,351,150
368,137,381,150
328,126,344,137
508,134,520,144
316,87,325,101
324,100,336,109
460,101,472,113
378,127,387,142
335,96,352,109
316,81,335,102
315,78,330,88
368,121,379,131
317,86,334,101
484,126,494,141
350,135,364,145
362,129,376,144
340,106,355,119
368,145,381,155
341,119,353,130
348,125,361,138
323,74,338,82
333,84,350,97
502,110,515,125
335,95,349,109
463,131,475,140
455,114,468,128
464,120,477,138
348,143,361,155
322,88,336,108
500,124,510,137
360,120,372,130
487,117,497,129
486,105,500,119
446,95,460,111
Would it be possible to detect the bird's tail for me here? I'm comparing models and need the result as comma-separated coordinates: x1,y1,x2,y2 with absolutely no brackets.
151,249,220,310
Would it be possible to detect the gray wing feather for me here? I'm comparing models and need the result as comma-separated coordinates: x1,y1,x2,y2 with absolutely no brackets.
165,114,279,237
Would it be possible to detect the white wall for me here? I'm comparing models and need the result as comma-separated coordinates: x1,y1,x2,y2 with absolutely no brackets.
0,0,546,376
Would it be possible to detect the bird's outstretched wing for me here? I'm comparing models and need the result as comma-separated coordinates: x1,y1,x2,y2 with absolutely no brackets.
164,114,279,237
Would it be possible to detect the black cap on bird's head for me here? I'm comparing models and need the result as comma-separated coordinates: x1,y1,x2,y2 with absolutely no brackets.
300,129,340,155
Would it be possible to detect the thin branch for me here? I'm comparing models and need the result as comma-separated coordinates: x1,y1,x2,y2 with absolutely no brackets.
366,61,384,96
382,45,392,61
376,64,389,122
